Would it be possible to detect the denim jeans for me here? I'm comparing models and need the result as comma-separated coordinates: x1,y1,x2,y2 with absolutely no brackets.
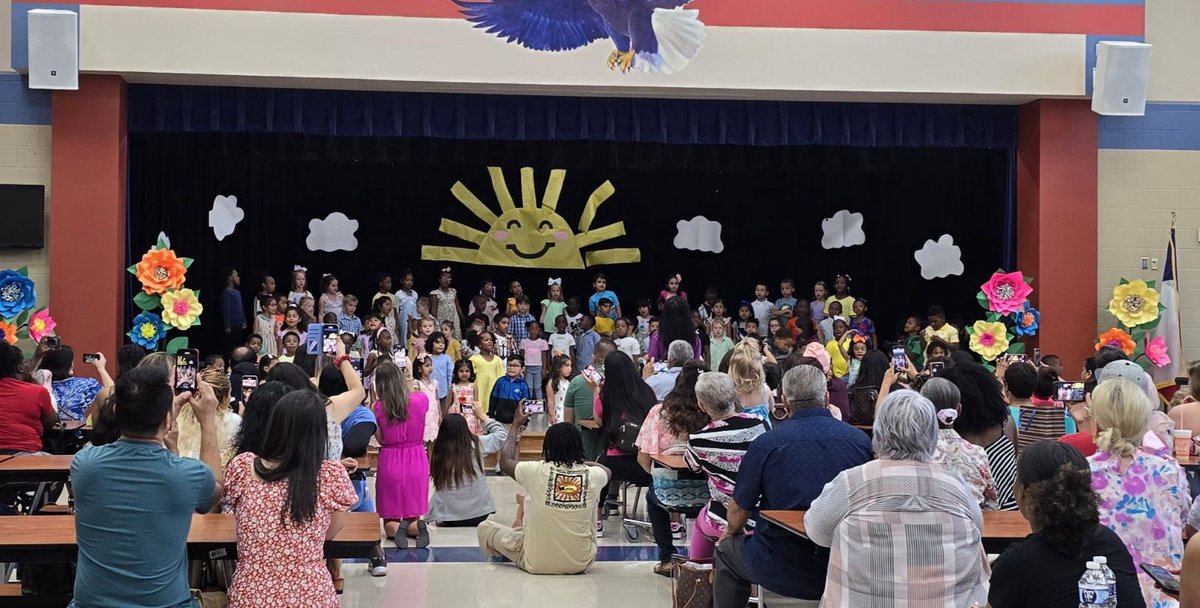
525,366,543,399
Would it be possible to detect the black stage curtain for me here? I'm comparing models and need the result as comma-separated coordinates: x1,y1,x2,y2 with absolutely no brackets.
128,133,1009,354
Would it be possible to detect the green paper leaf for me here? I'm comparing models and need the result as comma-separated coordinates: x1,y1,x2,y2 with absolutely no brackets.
1022,275,1034,286
15,267,28,277
15,311,29,327
982,362,996,373
133,292,161,312
155,231,170,251
183,257,194,269
1146,280,1156,290
191,316,202,327
1119,278,1130,285
1158,303,1167,312
1139,317,1162,333
986,312,1001,323
165,337,189,355
16,328,28,340
1007,342,1026,354
127,264,138,276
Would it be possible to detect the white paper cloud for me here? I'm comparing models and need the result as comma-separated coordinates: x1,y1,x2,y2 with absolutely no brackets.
914,234,965,280
207,195,244,241
673,216,724,253
306,212,359,252
820,210,866,249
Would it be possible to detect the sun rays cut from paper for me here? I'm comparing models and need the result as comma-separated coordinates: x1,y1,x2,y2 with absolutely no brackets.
420,167,641,269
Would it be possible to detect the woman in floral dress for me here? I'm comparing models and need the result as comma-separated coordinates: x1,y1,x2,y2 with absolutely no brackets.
1089,378,1190,608
225,390,357,608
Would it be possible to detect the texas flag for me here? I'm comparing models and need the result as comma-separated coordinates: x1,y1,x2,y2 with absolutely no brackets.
1151,227,1183,392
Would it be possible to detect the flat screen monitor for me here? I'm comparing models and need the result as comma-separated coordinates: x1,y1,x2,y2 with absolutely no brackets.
0,185,45,248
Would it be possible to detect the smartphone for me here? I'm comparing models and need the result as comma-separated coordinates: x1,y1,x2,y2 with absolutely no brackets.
582,366,604,384
321,324,340,355
45,336,60,349
653,361,669,374
890,346,907,373
240,375,258,403
522,399,546,415
928,361,945,375
1006,354,1029,364
82,353,100,365
393,349,409,369
1141,563,1180,594
1054,381,1086,403
1032,348,1042,367
174,349,199,394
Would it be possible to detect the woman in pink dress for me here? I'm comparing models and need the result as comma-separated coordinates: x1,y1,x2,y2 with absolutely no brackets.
225,390,358,608
373,360,432,548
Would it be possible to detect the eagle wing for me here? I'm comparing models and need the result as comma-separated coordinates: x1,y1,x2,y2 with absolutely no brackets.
454,0,610,52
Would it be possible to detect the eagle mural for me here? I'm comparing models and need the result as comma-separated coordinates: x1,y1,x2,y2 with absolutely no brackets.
454,0,705,74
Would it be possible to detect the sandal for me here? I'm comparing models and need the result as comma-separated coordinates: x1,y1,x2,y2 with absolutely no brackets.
653,562,673,578
331,577,344,594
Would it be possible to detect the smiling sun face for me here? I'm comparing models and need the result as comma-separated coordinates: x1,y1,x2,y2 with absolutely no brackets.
420,167,641,270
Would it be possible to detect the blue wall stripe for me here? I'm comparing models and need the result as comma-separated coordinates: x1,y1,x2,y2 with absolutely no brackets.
10,2,79,72
0,72,51,125
1099,103,1200,151
1084,34,1146,96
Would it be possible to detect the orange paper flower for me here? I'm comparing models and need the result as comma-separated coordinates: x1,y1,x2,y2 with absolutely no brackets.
0,321,18,345
134,248,187,295
1095,327,1135,356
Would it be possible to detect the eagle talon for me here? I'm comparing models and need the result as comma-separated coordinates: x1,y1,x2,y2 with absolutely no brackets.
607,49,636,73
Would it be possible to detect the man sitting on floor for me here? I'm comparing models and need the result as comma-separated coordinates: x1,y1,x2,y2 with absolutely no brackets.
70,366,225,608
478,408,610,575
713,365,873,608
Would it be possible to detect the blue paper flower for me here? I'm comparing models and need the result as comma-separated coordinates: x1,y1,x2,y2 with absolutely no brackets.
128,312,166,349
0,270,36,319
1011,304,1040,337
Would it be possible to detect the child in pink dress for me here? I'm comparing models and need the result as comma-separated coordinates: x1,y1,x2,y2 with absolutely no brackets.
413,354,441,444
448,360,481,435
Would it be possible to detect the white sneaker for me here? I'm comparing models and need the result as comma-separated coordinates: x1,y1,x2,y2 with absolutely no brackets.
596,520,605,538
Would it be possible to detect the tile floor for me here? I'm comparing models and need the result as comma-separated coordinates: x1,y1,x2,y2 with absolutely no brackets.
339,475,675,607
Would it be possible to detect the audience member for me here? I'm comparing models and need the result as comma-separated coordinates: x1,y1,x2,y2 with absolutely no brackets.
846,350,887,425
1168,360,1200,435
647,296,702,362
373,361,432,548
806,390,988,606
989,440,1143,608
337,398,387,577
563,338,616,460
234,381,295,456
942,362,1019,510
71,367,223,606
225,390,357,608
685,371,768,562
85,344,146,422
921,378,999,510
175,368,241,465
727,338,773,425
477,410,610,574
39,345,106,421
228,345,260,411
428,406,508,526
644,339,692,400
0,342,55,453
1005,362,1073,453
1089,378,1190,608
713,366,872,607
594,351,657,533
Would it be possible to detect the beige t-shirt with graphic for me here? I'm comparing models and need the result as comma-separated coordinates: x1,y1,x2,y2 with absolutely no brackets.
514,460,609,575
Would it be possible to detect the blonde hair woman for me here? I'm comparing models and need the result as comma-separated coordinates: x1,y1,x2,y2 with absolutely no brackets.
176,368,242,465
1088,378,1190,608
726,338,773,426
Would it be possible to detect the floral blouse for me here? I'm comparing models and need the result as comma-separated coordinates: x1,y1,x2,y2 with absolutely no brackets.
1089,449,1191,608
933,429,1000,511
52,377,101,421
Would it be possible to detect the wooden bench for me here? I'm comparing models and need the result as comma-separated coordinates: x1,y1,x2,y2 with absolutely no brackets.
760,509,1031,554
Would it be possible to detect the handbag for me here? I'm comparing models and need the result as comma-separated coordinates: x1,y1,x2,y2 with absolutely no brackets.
651,466,709,510
613,419,642,454
671,561,714,608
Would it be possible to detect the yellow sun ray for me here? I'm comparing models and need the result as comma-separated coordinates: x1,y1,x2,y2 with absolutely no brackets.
488,166,516,213
420,245,482,264
438,218,487,245
450,181,498,226
575,222,625,249
586,248,641,266
541,169,566,213
578,180,615,233
520,167,538,210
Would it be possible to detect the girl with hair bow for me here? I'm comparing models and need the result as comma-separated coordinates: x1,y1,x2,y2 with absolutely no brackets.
540,278,567,330
287,265,312,306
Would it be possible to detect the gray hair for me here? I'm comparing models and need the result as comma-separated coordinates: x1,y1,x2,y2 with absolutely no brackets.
781,366,827,410
668,340,694,367
920,378,961,411
695,372,738,417
872,390,939,462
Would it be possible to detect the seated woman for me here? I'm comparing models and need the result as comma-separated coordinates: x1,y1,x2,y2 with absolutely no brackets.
593,351,656,536
634,361,710,576
921,378,1000,510
1005,363,1075,453
224,390,358,608
942,362,1019,511
39,345,107,421
685,371,768,563
727,339,774,425
805,390,988,606
175,369,241,465
0,343,57,454
989,440,1144,608
1089,378,1190,608
427,405,508,527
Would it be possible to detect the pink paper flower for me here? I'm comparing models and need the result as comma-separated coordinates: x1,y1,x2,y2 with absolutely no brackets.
981,271,1033,315
1145,336,1171,368
28,309,56,343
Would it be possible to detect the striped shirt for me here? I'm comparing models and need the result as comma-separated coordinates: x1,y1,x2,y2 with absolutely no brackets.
1009,402,1073,454
804,459,989,608
984,434,1018,511
684,414,769,531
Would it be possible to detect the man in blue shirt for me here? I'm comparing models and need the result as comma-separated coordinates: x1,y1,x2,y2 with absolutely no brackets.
70,366,224,608
220,267,246,355
714,365,873,607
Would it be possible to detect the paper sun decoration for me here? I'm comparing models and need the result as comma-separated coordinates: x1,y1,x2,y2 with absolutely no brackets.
0,267,54,351
965,270,1037,364
126,232,202,353
1096,278,1169,369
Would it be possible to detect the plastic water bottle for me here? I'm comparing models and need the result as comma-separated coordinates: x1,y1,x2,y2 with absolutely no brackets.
1093,556,1117,607
1078,561,1110,608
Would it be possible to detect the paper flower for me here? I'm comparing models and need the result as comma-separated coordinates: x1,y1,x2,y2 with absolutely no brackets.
980,271,1032,315
968,320,1010,362
0,270,37,318
128,312,166,349
133,248,187,295
1108,280,1160,328
160,289,203,330
1145,336,1171,368
1095,328,1135,356
1010,304,1040,337
0,321,17,346
28,309,56,343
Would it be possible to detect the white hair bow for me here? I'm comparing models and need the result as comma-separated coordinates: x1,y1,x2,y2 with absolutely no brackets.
293,265,307,272
548,277,562,286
